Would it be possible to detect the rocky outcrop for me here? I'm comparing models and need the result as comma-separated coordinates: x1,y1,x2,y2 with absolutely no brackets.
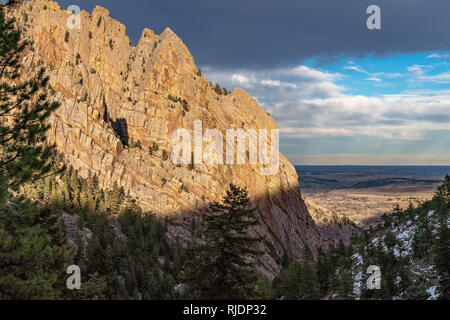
9,0,321,276
305,199,360,249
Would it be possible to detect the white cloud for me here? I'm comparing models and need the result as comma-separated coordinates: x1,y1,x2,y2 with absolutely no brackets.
289,65,339,82
203,65,344,99
344,65,368,74
202,65,450,144
260,79,297,88
427,53,450,59
230,73,255,86
277,93,450,140
343,65,402,81
365,77,381,82
419,72,450,83
407,65,423,74
407,63,450,84
260,79,281,87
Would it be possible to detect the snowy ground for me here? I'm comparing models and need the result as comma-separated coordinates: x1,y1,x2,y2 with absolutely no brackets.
350,210,441,299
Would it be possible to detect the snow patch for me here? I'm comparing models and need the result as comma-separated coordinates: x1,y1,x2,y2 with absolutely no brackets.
353,269,363,300
352,253,363,266
426,286,438,300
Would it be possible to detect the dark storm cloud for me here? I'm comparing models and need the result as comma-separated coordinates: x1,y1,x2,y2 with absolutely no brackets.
55,0,450,68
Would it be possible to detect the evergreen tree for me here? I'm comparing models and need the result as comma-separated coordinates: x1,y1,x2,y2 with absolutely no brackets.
317,253,331,294
332,267,355,300
0,198,76,299
433,175,450,299
298,246,320,299
433,219,450,299
0,6,75,300
183,184,263,299
255,276,274,299
405,285,430,300
271,260,302,299
0,6,60,195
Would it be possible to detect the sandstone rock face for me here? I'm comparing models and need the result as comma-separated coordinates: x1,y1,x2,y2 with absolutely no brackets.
10,0,321,276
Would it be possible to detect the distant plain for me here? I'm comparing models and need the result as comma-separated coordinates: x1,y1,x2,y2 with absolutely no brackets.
296,166,450,226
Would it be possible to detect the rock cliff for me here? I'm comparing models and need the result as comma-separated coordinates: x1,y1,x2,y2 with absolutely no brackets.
9,0,321,276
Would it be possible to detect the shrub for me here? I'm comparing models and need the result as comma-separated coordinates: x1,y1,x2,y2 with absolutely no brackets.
168,94,181,103
129,139,142,149
213,83,221,94
180,184,189,193
182,99,189,112
149,142,159,155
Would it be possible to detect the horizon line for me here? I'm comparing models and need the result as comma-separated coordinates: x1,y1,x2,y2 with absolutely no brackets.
293,164,450,167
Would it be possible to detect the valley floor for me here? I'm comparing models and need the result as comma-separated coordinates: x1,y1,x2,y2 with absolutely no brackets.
297,165,449,227
304,186,436,227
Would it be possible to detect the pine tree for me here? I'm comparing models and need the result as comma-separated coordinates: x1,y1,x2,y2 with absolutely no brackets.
298,246,320,299
106,181,121,213
433,176,450,299
271,260,302,299
405,284,430,300
255,276,274,299
433,220,450,299
0,6,77,300
317,253,331,293
0,198,76,299
0,7,60,195
332,267,355,300
183,184,263,299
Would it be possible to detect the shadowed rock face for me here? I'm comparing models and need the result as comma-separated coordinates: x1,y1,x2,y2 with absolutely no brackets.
9,0,321,276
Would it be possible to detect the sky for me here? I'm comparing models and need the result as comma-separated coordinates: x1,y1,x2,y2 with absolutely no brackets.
53,0,450,165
